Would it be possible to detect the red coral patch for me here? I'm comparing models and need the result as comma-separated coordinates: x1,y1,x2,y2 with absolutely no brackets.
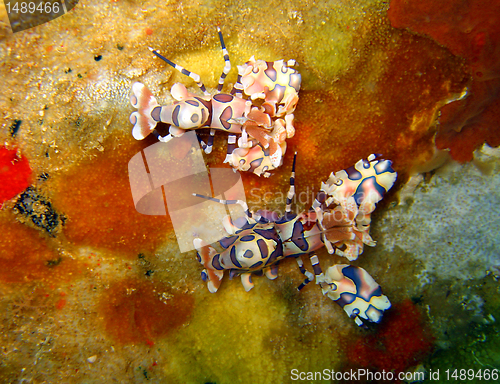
49,134,174,258
346,300,434,375
99,279,194,345
0,211,86,284
0,147,32,206
388,0,500,80
436,84,500,162
388,0,500,162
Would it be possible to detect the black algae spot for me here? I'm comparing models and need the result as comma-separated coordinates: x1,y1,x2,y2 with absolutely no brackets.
9,119,21,137
94,54,102,62
14,186,65,237
138,253,154,276
46,257,62,268
411,295,424,304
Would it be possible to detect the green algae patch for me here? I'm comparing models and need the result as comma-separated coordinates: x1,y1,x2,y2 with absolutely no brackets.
163,37,280,94
164,283,344,383
427,277,500,380
299,1,383,89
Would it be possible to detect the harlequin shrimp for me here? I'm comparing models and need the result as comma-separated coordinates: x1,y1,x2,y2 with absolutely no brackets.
193,154,397,326
236,56,301,119
129,28,301,177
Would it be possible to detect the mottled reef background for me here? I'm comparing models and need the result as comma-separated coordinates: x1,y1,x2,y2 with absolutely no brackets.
0,0,499,383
